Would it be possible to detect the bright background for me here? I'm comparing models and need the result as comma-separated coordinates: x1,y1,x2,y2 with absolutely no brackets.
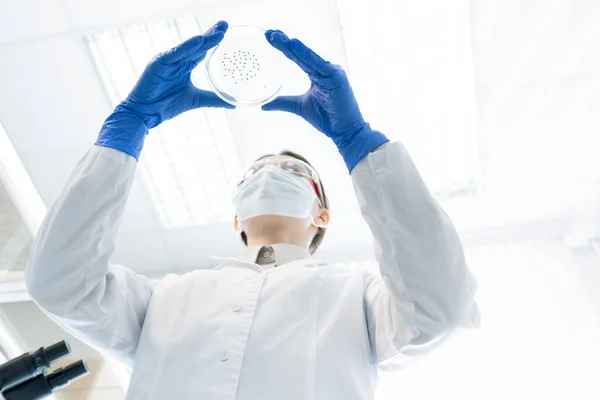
0,0,599,399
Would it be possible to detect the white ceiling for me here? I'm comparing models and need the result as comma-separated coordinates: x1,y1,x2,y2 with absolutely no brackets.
0,0,599,276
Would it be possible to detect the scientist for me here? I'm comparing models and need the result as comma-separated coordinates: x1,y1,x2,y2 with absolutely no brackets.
25,21,480,399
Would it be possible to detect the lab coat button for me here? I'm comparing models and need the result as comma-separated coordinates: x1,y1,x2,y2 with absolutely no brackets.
220,352,230,362
245,275,253,280
233,305,241,312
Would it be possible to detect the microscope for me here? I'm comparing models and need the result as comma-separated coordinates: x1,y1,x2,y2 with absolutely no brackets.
0,341,88,399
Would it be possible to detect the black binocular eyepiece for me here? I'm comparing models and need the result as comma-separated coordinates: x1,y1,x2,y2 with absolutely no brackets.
0,341,89,400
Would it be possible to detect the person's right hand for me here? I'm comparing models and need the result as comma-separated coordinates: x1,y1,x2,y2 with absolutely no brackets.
96,21,233,160
261,30,388,173
122,20,233,129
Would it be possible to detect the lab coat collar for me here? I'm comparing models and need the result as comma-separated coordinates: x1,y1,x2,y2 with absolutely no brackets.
210,244,326,272
239,243,311,267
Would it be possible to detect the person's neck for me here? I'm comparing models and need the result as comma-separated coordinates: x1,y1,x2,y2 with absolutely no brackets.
246,233,308,249
241,216,314,250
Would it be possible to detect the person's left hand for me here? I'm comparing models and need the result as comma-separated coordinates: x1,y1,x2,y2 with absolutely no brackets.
96,21,233,160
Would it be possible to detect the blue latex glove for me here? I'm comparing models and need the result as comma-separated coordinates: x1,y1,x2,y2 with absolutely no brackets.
96,21,234,160
262,30,389,173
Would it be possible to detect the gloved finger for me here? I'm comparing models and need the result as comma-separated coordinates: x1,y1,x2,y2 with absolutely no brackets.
311,66,348,90
159,36,204,64
191,89,235,109
265,30,315,75
183,22,229,64
197,21,229,52
289,38,337,78
204,20,229,38
163,21,228,65
188,53,208,70
261,95,300,114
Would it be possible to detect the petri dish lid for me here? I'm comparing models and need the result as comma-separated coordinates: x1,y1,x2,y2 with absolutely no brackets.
203,25,284,107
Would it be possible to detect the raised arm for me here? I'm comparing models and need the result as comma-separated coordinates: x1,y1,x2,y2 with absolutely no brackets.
261,30,479,368
26,146,153,367
353,142,479,368
25,21,233,367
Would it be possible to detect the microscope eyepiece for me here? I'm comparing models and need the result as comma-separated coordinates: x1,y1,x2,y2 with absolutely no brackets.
47,360,89,390
0,340,73,392
1,350,89,400
42,341,71,365
0,339,91,400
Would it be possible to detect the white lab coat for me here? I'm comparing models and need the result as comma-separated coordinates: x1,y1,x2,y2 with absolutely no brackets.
25,142,479,400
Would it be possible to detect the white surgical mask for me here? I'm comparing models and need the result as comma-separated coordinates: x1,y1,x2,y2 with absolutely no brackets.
233,166,317,224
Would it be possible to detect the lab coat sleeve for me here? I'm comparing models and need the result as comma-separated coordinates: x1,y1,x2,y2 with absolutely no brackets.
25,145,153,368
352,141,480,369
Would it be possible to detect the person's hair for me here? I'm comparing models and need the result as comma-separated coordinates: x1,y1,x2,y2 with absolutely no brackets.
239,150,329,254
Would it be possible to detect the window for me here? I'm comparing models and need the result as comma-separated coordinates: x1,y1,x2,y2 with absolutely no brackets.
337,0,479,195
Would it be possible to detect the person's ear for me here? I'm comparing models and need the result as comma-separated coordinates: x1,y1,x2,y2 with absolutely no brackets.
313,208,330,228
234,218,241,233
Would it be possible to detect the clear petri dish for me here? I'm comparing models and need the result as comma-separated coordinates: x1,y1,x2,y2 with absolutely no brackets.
203,25,284,107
